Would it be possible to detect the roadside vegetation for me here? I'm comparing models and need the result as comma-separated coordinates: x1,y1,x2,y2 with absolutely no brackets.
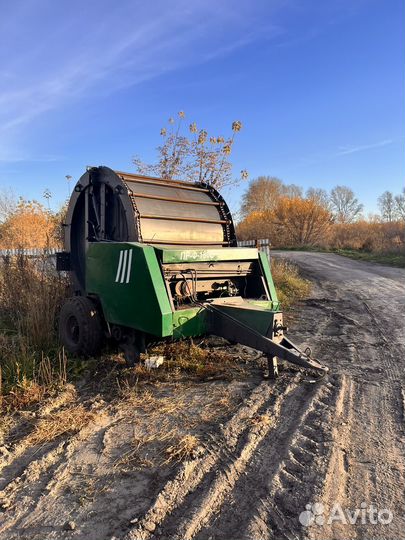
271,258,311,308
237,176,405,267
331,249,405,267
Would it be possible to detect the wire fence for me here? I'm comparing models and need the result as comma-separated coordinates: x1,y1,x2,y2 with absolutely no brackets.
0,248,59,257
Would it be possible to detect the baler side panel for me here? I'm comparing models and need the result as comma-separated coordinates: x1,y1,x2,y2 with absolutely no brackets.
258,251,278,303
172,307,208,339
156,247,259,264
86,242,173,337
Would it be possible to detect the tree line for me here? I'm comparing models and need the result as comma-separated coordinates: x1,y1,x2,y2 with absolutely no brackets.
237,176,405,253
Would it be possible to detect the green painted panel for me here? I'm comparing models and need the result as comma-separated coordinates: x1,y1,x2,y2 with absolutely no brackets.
85,243,281,341
215,303,276,336
86,242,173,337
156,247,259,264
172,307,209,339
258,251,278,303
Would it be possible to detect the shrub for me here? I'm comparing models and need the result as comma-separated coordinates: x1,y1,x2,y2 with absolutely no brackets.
0,254,68,409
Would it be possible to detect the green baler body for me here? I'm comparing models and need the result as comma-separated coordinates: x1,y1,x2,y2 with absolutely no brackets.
86,242,280,339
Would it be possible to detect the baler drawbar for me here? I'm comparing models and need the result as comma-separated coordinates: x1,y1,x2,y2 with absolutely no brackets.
57,166,328,376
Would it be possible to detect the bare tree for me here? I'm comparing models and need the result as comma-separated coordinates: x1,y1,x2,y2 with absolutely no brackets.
394,187,405,220
133,112,248,190
378,191,397,222
306,187,331,209
240,177,304,218
285,184,303,198
330,185,363,223
240,176,284,217
0,188,17,224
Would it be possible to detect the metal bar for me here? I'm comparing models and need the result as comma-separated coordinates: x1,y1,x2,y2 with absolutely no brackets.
114,171,188,184
117,173,210,193
206,303,328,372
100,183,105,239
85,186,89,249
115,169,203,187
140,214,229,224
131,192,220,206
143,239,230,245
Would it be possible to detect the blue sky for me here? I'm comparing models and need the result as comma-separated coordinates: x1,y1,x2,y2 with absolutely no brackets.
0,0,404,215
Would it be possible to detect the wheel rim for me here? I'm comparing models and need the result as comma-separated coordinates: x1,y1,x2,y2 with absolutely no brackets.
67,314,80,345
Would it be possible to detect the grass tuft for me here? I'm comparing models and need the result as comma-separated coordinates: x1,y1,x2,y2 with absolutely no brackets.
26,405,95,445
164,434,201,464
0,253,68,410
1,349,68,411
334,249,405,268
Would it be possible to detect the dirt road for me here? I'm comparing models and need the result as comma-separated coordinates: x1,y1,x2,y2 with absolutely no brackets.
1,252,404,540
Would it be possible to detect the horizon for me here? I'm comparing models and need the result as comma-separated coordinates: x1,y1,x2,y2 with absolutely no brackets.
0,0,404,216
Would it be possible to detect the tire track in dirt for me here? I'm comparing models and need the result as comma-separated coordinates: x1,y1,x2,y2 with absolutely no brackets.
0,413,112,536
122,375,348,540
192,375,348,540
124,375,302,540
0,378,297,540
273,251,405,540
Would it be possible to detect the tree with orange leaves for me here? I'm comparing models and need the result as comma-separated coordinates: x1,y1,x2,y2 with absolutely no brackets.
271,196,333,246
0,199,60,250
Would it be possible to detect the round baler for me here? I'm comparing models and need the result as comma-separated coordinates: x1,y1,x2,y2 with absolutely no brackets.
57,166,327,374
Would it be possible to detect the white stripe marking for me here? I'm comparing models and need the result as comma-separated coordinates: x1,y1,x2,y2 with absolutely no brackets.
120,250,128,283
115,250,124,282
126,249,133,283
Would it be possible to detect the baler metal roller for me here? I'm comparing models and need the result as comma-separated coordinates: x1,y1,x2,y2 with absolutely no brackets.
58,166,328,377
63,166,236,291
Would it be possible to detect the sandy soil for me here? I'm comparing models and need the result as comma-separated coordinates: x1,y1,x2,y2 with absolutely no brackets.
1,252,404,540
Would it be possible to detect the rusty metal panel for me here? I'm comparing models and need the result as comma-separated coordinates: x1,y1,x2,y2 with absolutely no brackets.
123,177,227,246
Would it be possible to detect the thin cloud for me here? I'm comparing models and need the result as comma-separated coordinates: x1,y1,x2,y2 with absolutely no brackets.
0,151,64,164
0,0,274,146
336,139,393,156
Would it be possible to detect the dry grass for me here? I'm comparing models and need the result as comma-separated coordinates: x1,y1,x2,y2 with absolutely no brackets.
113,340,248,388
113,382,240,470
164,434,201,464
0,414,14,445
119,377,240,425
271,258,311,309
1,350,68,412
0,254,67,350
114,430,176,470
114,431,202,469
26,405,95,445
328,220,404,254
113,435,156,469
251,413,272,426
0,253,68,410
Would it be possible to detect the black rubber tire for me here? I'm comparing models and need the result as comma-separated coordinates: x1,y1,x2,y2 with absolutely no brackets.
59,296,104,357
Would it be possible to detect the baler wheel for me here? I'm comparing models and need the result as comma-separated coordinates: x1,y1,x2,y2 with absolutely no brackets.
59,296,103,357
